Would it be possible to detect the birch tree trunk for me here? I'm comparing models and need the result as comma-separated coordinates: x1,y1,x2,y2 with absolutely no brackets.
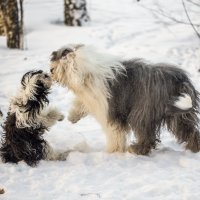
64,0,89,26
0,10,6,35
0,0,23,49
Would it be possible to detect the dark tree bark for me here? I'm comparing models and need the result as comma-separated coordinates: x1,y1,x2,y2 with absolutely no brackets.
19,0,24,49
64,0,89,26
0,10,6,36
0,0,23,49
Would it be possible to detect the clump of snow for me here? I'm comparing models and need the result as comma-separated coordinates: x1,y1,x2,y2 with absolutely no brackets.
0,0,200,199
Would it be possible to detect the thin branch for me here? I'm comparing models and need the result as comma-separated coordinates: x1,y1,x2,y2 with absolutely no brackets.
138,3,200,27
186,0,200,7
182,0,200,39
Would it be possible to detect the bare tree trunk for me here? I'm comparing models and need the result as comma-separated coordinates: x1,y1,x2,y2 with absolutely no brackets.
64,0,89,26
0,10,6,35
19,0,24,49
0,0,23,49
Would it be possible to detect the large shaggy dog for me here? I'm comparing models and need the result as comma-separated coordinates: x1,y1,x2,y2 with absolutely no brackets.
0,70,66,166
50,45,200,155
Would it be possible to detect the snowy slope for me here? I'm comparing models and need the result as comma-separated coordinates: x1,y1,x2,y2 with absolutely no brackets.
0,0,200,199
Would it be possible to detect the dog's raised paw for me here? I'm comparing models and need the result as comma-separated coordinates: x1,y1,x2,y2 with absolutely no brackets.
58,114,65,121
0,188,5,194
57,150,72,160
67,115,80,124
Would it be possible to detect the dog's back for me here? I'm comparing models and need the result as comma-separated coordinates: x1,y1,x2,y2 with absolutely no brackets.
107,59,200,154
108,59,199,121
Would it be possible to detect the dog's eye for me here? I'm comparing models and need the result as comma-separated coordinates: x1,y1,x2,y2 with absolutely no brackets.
36,80,43,86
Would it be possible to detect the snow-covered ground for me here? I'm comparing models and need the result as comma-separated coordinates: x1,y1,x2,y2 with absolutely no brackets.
0,0,200,199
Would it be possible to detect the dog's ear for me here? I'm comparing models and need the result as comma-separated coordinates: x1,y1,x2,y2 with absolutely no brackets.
21,71,30,88
51,51,57,62
21,70,43,88
74,44,84,50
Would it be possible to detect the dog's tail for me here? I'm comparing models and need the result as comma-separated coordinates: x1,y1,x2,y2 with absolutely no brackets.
166,82,200,153
167,93,193,114
166,82,200,115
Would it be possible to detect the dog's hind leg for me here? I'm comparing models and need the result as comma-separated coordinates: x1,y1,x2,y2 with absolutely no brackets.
0,144,20,164
166,112,200,152
128,125,159,155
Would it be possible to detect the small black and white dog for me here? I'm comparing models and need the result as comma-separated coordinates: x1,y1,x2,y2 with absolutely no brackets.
0,70,66,166
50,44,200,155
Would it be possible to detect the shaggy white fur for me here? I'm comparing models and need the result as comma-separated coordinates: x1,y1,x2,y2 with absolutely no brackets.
50,45,200,154
50,45,127,152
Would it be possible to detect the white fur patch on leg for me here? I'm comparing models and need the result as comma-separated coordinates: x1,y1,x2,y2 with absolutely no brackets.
174,93,192,110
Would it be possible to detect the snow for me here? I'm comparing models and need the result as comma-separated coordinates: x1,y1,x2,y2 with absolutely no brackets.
0,0,200,199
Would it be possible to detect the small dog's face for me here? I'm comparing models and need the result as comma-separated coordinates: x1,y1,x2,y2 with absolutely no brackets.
21,70,52,90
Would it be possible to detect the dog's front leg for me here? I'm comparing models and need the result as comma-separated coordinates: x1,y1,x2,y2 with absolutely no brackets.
68,98,88,123
103,123,128,153
40,107,64,128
